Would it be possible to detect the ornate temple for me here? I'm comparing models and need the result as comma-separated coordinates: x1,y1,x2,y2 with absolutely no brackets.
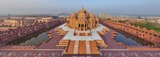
66,7,99,31
55,7,108,55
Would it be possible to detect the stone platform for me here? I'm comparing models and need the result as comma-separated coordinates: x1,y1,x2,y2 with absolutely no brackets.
56,23,108,41
64,40,100,55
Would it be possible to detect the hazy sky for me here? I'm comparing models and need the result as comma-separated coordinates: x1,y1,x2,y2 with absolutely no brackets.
0,0,160,15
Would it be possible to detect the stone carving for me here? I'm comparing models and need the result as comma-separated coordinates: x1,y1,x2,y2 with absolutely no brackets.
66,7,99,31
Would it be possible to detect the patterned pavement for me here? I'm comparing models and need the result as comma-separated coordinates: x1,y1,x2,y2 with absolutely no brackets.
101,27,127,49
37,28,64,49
0,49,63,57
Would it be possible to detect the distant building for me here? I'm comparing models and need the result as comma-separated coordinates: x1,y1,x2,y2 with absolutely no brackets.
98,13,111,19
156,19,160,24
37,17,52,23
0,16,53,27
24,17,37,19
58,13,69,18
0,19,24,27
146,18,160,24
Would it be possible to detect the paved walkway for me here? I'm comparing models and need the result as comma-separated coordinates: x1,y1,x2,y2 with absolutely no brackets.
0,50,63,57
59,23,104,40
1,49,160,57
101,25,127,49
100,50,160,57
37,28,64,49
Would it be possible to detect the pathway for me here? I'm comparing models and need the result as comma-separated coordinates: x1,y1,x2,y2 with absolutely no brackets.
101,26,127,49
37,28,64,49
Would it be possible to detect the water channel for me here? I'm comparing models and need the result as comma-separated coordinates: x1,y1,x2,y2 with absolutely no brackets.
7,29,50,46
114,32,153,46
6,24,153,46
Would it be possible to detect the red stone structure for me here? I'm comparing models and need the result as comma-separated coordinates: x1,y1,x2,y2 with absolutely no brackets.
100,19,160,47
0,19,66,46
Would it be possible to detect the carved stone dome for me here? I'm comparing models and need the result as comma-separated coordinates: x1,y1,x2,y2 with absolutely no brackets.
66,7,99,31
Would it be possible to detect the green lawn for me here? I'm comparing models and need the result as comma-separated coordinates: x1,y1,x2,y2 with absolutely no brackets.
130,22,160,32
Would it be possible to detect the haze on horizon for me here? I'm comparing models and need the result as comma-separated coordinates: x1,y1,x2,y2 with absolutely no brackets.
0,0,160,16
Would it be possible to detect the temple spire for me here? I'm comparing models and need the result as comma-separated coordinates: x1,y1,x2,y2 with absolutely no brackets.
81,6,86,11
66,7,99,31
82,6,84,9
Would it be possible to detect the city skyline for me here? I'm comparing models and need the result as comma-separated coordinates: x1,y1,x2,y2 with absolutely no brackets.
0,0,160,16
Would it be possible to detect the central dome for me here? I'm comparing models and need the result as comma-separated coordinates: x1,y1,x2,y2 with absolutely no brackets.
66,7,99,31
